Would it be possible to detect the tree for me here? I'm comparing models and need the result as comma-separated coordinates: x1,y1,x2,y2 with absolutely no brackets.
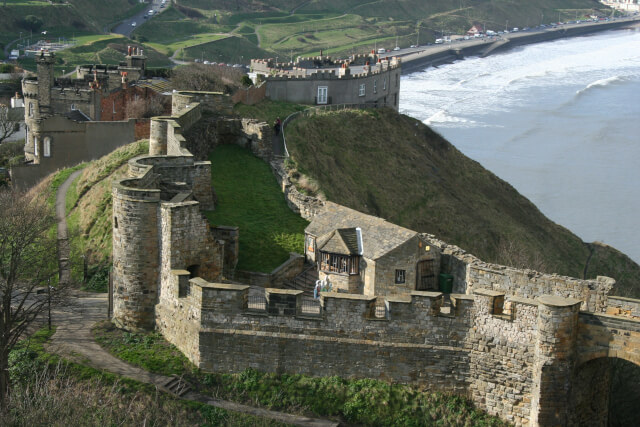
21,15,43,33
125,95,168,119
171,63,244,93
0,105,21,146
0,189,68,409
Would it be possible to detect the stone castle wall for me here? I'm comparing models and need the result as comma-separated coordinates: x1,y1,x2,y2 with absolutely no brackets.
171,91,234,117
428,236,614,313
158,279,601,425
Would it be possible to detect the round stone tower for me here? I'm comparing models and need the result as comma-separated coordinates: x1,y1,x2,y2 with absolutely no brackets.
112,180,161,331
149,118,168,155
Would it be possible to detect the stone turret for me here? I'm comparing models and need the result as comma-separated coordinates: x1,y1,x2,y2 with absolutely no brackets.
529,296,581,425
112,182,161,331
35,51,55,115
149,118,168,155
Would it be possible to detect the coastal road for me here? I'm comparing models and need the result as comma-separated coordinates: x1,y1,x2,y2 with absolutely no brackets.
111,0,166,37
387,15,640,65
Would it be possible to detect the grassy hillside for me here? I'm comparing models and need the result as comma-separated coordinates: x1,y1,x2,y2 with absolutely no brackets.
0,0,144,52
1,0,614,63
284,108,640,297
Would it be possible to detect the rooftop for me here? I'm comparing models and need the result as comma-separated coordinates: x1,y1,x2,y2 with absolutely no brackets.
306,202,417,260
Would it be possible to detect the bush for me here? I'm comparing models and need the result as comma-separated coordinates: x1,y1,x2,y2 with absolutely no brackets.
21,15,44,32
84,264,110,292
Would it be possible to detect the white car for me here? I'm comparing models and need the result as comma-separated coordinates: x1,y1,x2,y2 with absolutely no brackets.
131,22,136,27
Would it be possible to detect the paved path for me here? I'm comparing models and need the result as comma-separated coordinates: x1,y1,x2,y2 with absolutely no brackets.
55,170,82,285
49,173,338,427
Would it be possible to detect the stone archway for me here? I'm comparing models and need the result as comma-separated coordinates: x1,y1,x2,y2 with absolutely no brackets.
569,357,640,426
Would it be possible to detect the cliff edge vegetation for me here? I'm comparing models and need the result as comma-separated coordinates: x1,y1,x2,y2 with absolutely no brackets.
284,108,640,298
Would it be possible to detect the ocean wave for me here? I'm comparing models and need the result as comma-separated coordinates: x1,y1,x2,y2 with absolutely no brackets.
576,76,624,95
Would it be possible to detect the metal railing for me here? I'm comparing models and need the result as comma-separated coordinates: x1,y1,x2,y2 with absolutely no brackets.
374,301,387,319
300,297,321,316
247,295,266,311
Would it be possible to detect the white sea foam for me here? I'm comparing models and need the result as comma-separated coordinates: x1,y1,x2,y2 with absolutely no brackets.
576,76,624,95
399,28,640,264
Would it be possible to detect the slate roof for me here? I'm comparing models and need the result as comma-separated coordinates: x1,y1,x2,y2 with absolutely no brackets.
133,78,173,94
65,109,91,122
317,228,360,255
306,202,418,260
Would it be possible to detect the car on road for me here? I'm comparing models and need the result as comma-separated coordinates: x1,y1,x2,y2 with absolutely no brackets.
393,46,400,51
131,22,136,27
410,45,416,48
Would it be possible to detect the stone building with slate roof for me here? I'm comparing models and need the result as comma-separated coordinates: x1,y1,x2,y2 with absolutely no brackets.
305,202,440,295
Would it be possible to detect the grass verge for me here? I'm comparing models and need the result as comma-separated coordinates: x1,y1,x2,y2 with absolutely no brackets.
206,144,308,273
8,327,284,426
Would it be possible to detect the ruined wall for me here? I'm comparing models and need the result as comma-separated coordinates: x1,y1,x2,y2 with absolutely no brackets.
128,155,214,210
215,118,273,162
428,237,614,312
159,201,224,299
270,159,325,220
231,83,267,105
211,226,239,276
171,91,233,116
606,296,640,319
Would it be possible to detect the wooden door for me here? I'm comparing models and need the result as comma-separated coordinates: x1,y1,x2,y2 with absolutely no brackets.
416,259,436,290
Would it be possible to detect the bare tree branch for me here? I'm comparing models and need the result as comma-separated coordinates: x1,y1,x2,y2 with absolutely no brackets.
0,188,71,409
0,106,21,146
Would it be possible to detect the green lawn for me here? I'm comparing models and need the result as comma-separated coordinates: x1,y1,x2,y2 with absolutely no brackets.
206,145,308,273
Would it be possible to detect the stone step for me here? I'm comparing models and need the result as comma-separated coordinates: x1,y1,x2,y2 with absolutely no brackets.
162,375,191,397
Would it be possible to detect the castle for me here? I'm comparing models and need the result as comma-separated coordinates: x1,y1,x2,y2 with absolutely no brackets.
111,91,640,426
250,53,401,109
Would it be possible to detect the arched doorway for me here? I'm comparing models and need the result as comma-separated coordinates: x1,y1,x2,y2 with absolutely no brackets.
569,357,640,426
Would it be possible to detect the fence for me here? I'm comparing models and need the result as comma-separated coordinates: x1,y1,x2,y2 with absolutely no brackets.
247,295,266,311
299,296,321,316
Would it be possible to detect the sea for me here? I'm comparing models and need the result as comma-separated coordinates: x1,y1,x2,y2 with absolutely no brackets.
400,28,640,264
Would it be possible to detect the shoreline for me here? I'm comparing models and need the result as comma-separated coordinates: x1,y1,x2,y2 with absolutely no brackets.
399,17,640,75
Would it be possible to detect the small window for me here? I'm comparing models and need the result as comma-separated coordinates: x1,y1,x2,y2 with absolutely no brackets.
43,137,51,157
395,269,405,284
373,80,377,94
28,102,34,117
359,83,365,97
307,236,315,253
112,100,116,114
383,78,387,91
114,217,118,229
395,74,399,86
34,136,38,157
70,103,76,111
